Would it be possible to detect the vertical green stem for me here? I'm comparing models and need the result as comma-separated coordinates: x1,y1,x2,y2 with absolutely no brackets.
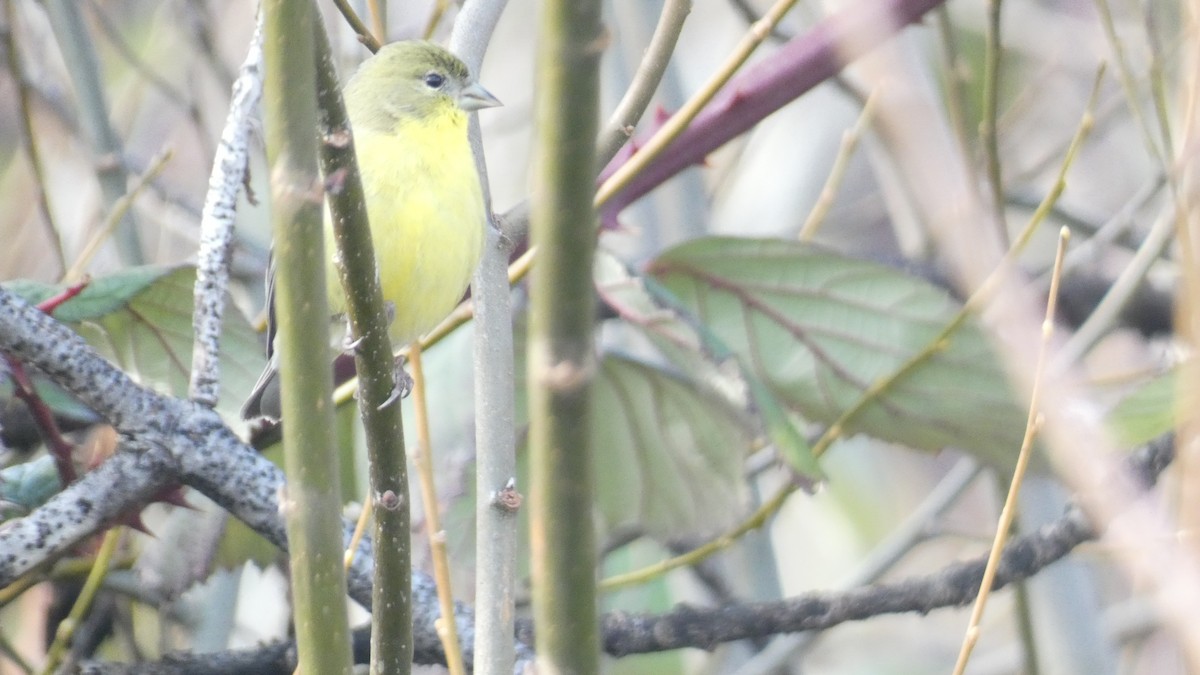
529,0,604,671
43,0,142,264
310,21,412,675
263,2,353,673
1,0,66,273
981,0,1006,243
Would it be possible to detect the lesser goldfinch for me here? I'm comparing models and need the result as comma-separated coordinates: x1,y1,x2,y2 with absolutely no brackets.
241,40,500,420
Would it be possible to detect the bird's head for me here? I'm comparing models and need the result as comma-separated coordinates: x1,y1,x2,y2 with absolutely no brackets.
345,40,501,133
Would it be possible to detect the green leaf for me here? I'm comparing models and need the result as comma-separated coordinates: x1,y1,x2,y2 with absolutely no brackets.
501,315,757,542
0,456,62,518
647,237,1028,467
596,252,822,483
4,266,266,425
4,266,173,322
1108,366,1185,448
592,355,751,537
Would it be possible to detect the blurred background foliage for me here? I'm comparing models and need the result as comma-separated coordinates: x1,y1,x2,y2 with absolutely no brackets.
0,0,1186,672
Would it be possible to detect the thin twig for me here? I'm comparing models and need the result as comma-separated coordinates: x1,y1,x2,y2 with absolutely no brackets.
981,0,1006,242
71,436,1177,672
1,0,66,272
1055,211,1175,367
190,16,264,407
62,149,174,285
1054,172,1165,279
1142,7,1173,169
594,0,801,208
596,0,948,219
0,628,33,675
43,0,143,264
6,358,75,482
934,7,973,163
85,0,214,160
343,496,373,569
951,226,1070,675
40,528,122,675
409,343,466,675
595,0,692,167
329,0,381,52
731,458,984,675
367,0,386,43
423,0,452,39
1091,0,1165,168
798,89,878,240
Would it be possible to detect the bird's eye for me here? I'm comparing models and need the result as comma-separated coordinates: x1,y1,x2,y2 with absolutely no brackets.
424,72,446,89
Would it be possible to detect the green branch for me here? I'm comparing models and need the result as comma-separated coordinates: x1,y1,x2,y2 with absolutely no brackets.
311,22,413,674
528,0,604,672
263,1,353,673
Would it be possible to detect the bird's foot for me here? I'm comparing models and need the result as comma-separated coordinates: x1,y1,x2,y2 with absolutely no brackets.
377,357,413,410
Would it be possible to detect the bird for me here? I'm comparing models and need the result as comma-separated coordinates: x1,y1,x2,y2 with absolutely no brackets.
241,40,501,420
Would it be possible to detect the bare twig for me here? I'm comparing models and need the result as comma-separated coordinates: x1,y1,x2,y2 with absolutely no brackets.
190,16,264,407
595,0,801,208
980,0,1006,240
446,4,533,671
0,282,469,666
596,0,948,220
78,438,1174,673
85,0,214,159
43,0,143,264
63,149,174,284
329,0,381,52
952,227,1070,675
797,90,878,240
41,529,122,675
409,343,465,675
595,0,691,167
1,0,66,272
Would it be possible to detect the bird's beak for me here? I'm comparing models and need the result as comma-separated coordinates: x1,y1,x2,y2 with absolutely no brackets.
458,81,502,112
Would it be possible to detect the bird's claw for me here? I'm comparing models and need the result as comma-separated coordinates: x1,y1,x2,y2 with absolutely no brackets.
377,360,414,410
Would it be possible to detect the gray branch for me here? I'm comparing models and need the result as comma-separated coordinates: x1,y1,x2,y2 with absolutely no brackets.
190,16,264,406
0,287,469,664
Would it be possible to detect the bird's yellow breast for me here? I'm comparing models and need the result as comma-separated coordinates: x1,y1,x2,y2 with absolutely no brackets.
325,106,485,346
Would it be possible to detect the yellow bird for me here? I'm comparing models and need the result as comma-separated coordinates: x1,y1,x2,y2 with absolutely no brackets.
242,40,500,420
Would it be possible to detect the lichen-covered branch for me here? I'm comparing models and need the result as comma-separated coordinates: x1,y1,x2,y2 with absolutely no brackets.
0,286,471,665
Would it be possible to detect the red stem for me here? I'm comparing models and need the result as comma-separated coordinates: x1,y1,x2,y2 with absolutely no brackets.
7,358,76,483
599,0,947,222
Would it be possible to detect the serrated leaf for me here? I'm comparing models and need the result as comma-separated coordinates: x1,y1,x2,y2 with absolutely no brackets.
647,237,1028,466
1108,366,1186,448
